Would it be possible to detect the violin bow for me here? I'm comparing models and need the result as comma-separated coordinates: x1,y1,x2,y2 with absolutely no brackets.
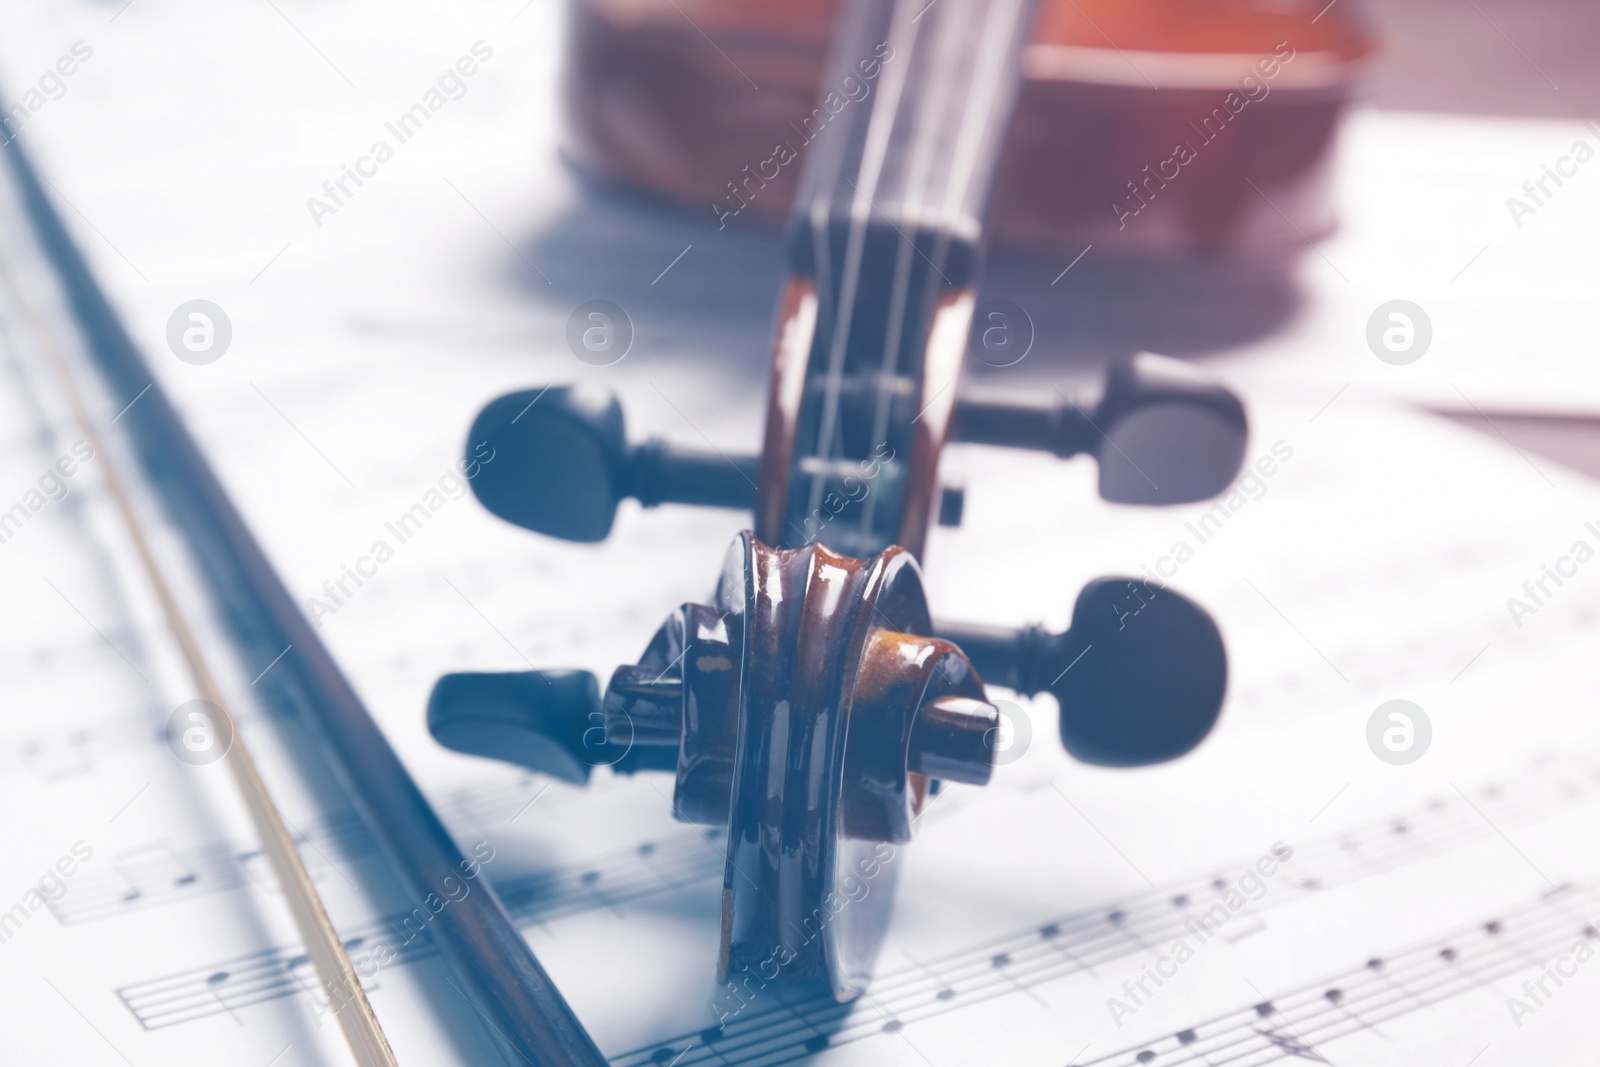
1,114,607,1066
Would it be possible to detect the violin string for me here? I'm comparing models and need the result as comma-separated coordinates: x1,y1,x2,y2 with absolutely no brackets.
894,0,1032,549
923,0,1034,304
0,235,399,1065
856,0,964,541
938,0,1032,235
819,0,1033,548
805,0,921,528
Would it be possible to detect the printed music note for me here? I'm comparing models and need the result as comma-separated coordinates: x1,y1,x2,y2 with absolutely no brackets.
18,728,94,780
1257,1027,1330,1062
110,843,200,905
1219,915,1267,944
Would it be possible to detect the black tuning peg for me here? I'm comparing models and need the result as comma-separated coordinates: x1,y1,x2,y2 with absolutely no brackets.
466,385,758,542
936,577,1226,767
951,352,1248,505
427,668,676,783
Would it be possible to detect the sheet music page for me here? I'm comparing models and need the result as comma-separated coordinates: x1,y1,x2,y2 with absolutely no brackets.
1,3,1598,1066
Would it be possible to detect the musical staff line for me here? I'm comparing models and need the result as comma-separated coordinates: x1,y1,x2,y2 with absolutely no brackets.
117,827,729,1029
57,774,677,924
113,754,1600,1051
69,751,1027,926
1081,884,1600,1066
1,692,282,780
604,760,1600,1067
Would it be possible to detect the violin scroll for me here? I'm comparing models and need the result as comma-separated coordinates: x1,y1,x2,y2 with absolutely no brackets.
432,531,997,997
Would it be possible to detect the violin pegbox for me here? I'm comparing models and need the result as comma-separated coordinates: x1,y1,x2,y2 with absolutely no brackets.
463,353,1250,557
432,531,997,999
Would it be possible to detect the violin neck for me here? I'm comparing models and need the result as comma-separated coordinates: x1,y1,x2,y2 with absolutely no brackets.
758,0,1037,559
788,0,1038,285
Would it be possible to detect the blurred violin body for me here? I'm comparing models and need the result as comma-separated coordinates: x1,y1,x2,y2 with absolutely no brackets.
565,0,1375,259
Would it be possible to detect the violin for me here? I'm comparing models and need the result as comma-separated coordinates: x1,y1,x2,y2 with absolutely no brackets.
564,0,1375,260
430,0,1253,1006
